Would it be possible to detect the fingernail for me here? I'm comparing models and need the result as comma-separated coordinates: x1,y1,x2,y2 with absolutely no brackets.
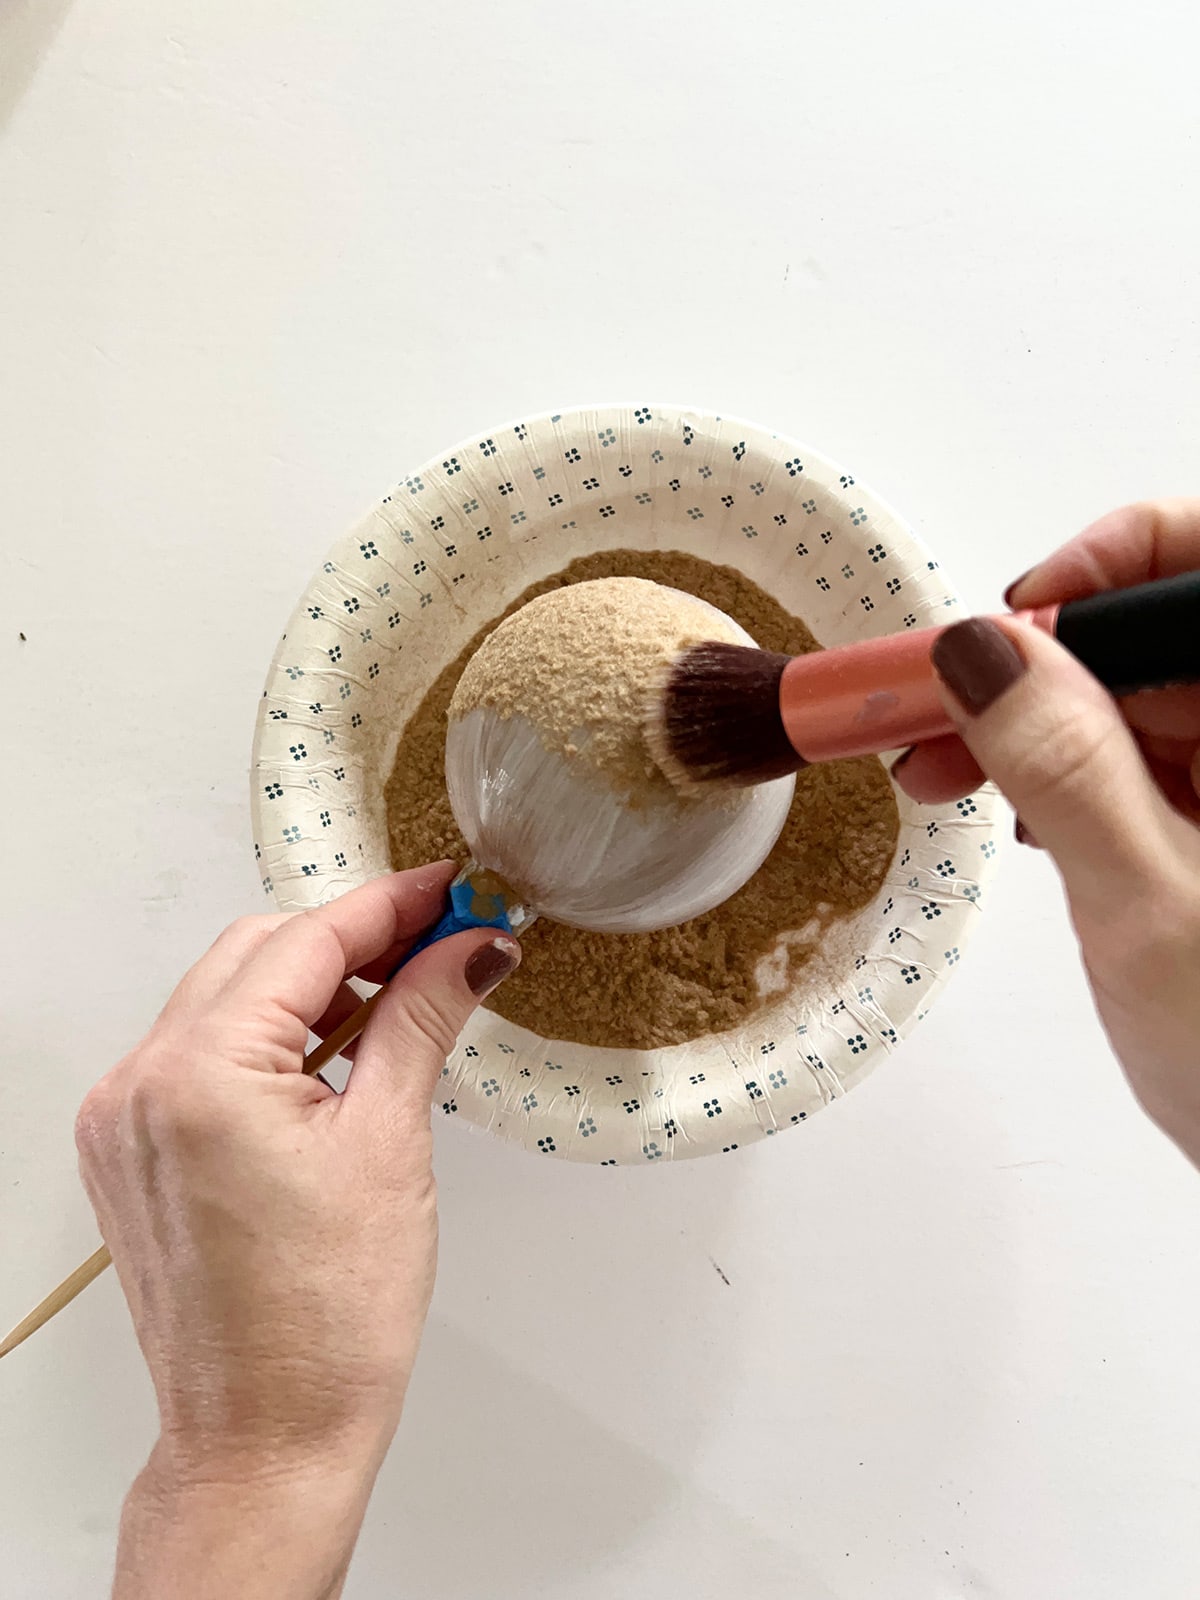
932,618,1026,715
465,937,521,997
1003,569,1034,609
890,746,917,774
1014,817,1039,848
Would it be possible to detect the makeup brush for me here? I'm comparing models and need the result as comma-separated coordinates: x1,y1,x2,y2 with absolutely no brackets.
648,570,1200,789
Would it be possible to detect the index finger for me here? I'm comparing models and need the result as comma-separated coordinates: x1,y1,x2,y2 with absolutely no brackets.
218,861,457,1031
1008,499,1200,608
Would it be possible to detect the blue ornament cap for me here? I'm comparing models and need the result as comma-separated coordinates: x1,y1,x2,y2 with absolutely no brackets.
404,861,534,962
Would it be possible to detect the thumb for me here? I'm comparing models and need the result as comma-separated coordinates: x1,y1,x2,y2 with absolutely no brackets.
931,617,1178,917
345,928,521,1115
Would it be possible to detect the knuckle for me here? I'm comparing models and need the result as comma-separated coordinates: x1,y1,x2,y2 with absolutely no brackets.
121,1041,220,1145
200,1002,303,1073
1002,706,1122,812
297,906,337,940
393,987,463,1060
289,908,350,978
218,913,286,957
74,1038,227,1176
74,1074,120,1160
137,1078,217,1150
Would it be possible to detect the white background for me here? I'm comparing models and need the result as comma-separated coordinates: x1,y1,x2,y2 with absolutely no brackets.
3,2,1199,1596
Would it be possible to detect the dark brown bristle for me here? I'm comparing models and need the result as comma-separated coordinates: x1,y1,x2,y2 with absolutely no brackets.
649,641,805,789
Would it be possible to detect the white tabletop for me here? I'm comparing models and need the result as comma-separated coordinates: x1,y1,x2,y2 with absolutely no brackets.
3,3,1198,1596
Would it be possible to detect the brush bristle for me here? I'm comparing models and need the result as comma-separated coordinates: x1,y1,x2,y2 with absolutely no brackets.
647,641,805,790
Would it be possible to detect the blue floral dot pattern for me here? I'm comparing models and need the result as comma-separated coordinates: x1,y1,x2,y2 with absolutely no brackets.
251,405,1003,1165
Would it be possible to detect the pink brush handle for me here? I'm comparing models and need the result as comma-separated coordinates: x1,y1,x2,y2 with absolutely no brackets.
778,607,1057,762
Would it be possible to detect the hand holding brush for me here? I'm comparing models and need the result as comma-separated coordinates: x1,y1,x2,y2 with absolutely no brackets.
652,499,1200,1169
649,567,1200,787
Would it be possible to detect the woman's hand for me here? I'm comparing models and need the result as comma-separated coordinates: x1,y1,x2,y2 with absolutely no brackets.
895,499,1200,1167
76,863,520,1600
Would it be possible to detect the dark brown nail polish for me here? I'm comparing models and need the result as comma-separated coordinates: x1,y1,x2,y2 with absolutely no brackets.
1003,570,1033,609
1014,817,1039,848
465,938,521,997
932,618,1026,716
890,746,917,773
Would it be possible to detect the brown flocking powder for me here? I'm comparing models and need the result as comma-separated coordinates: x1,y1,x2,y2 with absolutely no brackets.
449,575,746,802
385,549,899,1050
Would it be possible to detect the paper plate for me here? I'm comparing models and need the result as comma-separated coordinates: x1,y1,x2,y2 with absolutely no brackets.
251,404,1003,1164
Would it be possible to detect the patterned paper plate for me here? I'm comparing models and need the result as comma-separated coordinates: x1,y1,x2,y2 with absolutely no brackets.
251,405,1003,1164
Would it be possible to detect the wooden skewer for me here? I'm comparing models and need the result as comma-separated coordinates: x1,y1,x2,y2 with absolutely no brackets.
0,989,383,1361
0,1244,114,1358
